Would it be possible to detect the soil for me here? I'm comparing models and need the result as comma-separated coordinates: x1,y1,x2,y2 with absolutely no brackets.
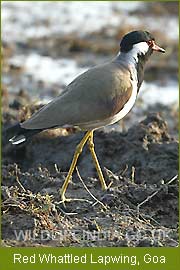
2,104,178,247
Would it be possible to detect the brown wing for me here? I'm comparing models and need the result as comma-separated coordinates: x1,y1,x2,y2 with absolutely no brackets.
21,62,133,130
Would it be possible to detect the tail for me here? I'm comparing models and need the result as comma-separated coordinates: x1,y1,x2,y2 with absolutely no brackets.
7,123,43,145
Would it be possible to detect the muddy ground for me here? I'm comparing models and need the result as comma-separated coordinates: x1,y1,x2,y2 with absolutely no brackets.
1,1,179,247
2,101,179,247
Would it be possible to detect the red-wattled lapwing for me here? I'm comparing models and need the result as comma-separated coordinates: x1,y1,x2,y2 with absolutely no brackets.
9,30,165,203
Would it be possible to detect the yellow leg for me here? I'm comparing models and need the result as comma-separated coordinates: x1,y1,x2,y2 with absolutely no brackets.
87,131,107,190
60,131,92,202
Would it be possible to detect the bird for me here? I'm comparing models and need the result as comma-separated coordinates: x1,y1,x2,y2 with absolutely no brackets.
9,30,165,203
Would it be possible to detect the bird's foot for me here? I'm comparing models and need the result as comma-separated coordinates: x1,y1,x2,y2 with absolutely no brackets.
60,192,91,208
59,191,71,208
101,181,113,191
107,181,113,189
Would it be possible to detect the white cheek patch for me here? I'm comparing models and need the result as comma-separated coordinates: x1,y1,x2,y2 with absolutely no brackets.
130,42,149,62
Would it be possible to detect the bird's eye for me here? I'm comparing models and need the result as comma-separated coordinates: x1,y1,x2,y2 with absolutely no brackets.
147,40,153,46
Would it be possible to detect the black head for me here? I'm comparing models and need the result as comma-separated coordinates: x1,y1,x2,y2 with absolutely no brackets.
120,30,154,53
119,30,165,91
